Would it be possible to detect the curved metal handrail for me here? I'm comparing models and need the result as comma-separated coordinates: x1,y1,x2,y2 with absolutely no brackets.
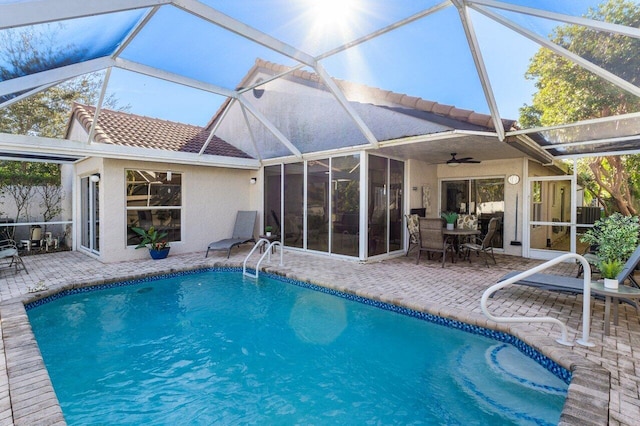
242,238,283,279
481,253,594,347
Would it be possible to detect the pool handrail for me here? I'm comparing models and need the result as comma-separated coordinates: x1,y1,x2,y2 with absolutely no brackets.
243,238,283,279
481,253,595,347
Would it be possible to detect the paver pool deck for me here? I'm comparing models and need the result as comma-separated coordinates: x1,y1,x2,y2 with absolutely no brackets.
0,249,638,425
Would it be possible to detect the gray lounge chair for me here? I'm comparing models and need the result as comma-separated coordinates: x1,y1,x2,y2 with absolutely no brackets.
205,211,257,258
498,244,640,296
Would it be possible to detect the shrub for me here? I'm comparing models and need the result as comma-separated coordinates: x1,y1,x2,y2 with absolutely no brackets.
581,213,640,264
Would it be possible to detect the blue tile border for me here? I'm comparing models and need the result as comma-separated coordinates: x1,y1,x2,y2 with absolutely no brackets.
25,267,571,385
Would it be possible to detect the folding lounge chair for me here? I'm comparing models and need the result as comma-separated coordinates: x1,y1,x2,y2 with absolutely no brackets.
497,244,640,299
205,211,257,258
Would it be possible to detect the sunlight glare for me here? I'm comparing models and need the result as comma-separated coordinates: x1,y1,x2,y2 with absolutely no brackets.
306,0,360,32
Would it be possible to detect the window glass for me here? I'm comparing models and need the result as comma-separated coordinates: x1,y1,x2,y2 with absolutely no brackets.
126,170,181,246
307,159,329,252
331,155,360,256
264,165,282,236
368,155,388,257
283,163,304,248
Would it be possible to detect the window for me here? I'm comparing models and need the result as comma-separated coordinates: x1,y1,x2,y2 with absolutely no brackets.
126,170,182,246
531,181,542,226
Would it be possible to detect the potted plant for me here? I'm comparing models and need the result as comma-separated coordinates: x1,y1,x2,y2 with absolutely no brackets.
599,259,623,289
131,226,170,259
581,213,640,287
441,212,458,230
265,225,273,237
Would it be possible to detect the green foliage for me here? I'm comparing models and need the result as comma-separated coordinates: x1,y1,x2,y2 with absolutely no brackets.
0,160,60,186
441,211,458,224
581,213,640,263
520,0,640,214
598,259,624,279
521,0,640,127
131,226,169,250
0,24,128,138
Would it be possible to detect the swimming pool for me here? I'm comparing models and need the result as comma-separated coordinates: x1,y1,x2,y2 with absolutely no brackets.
27,269,569,425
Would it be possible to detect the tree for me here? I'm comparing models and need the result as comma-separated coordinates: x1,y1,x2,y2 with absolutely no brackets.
0,161,61,237
520,0,640,215
0,23,128,138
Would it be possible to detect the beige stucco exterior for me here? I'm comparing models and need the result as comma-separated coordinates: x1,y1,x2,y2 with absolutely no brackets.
73,157,258,263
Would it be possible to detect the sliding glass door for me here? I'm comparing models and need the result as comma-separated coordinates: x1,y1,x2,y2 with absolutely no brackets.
80,175,100,254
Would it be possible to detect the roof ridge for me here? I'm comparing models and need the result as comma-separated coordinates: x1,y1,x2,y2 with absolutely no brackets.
72,102,113,144
252,58,507,130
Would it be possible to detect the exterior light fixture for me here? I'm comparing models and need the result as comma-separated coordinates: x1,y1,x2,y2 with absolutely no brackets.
250,177,257,185
90,174,100,183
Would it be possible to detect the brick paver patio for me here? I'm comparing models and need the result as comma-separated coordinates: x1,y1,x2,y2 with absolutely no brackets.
0,248,638,425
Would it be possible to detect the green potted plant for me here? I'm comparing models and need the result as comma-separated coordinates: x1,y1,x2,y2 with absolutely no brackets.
265,225,273,237
581,213,640,287
598,259,624,289
441,211,458,230
131,226,170,259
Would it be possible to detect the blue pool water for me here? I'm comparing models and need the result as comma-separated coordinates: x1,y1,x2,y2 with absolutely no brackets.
27,270,569,425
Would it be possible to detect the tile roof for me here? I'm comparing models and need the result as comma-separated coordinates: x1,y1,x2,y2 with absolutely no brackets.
236,58,516,132
68,103,252,159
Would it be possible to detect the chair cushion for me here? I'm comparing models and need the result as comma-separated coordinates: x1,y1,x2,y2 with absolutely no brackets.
457,214,478,230
406,214,420,244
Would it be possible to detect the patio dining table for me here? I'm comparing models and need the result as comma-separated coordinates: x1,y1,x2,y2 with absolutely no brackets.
443,228,481,256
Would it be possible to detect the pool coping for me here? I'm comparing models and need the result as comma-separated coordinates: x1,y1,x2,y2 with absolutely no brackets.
2,263,610,425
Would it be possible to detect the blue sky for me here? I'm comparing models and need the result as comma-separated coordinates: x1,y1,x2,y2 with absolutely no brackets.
34,0,609,126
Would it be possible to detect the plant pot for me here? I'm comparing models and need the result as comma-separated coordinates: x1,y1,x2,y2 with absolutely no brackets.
149,247,170,260
446,223,454,230
266,232,272,237
604,278,619,289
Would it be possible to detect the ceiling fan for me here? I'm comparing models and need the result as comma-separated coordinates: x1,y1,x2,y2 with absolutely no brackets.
446,153,480,166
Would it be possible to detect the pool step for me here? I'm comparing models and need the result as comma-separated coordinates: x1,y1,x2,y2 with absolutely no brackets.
454,344,567,426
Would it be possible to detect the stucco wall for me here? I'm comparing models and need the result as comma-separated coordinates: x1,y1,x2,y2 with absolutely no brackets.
406,159,438,218
74,158,257,263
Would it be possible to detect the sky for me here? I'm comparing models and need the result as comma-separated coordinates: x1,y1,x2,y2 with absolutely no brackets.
2,0,619,127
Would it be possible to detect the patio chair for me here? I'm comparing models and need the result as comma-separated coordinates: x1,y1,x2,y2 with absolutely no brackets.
205,211,257,258
416,218,455,267
461,217,499,267
0,239,28,274
497,244,640,296
405,214,420,257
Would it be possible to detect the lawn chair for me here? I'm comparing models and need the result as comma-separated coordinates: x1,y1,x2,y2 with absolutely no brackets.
416,218,455,267
205,211,257,258
497,244,640,295
0,239,28,274
461,217,499,267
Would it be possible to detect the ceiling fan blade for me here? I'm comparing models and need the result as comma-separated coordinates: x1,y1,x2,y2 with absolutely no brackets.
456,157,474,162
463,159,481,163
